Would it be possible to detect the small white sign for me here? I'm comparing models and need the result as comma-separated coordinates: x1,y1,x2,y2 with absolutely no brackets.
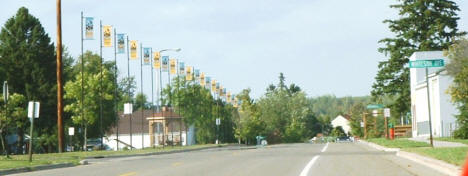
360,122,364,127
372,110,378,117
216,118,220,125
124,103,133,115
28,101,40,118
384,108,391,118
68,127,75,136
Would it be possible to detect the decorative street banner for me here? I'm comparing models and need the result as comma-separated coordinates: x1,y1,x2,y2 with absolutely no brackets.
161,56,169,71
233,97,238,108
103,25,112,47
117,34,125,54
194,69,200,80
200,72,205,86
205,76,211,89
216,83,220,93
170,59,177,75
143,48,151,65
130,40,138,59
219,85,224,96
186,66,193,81
227,92,231,103
211,79,216,92
179,62,185,75
153,52,161,69
85,17,94,39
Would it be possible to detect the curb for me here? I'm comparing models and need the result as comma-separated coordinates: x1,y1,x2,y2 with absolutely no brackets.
0,163,75,175
361,140,461,176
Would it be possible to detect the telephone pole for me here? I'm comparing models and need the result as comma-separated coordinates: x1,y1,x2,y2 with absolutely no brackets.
56,0,64,153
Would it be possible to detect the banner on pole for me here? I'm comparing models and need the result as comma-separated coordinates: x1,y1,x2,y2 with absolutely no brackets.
153,52,160,68
103,25,112,47
186,66,193,81
194,69,200,81
216,83,220,93
170,59,177,75
205,77,211,89
130,40,138,59
227,92,231,103
143,48,151,65
161,56,169,72
211,79,216,92
179,62,185,75
117,34,125,54
85,17,94,39
200,72,205,86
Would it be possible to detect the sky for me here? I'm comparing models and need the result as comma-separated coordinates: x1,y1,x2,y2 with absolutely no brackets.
1,0,468,99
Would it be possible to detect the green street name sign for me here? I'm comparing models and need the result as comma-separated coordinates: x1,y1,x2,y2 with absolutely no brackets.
409,59,445,68
366,104,384,109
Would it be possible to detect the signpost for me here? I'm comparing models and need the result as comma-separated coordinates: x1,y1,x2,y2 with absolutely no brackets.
409,59,445,147
384,108,390,139
367,104,384,109
28,101,40,162
216,118,220,144
2,81,9,158
68,127,75,152
124,103,133,149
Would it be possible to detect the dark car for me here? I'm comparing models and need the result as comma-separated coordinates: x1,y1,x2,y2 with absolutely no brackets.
335,136,351,142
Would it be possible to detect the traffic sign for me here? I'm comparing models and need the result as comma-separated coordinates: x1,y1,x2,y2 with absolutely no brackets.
124,103,133,115
384,108,391,117
409,59,444,68
68,127,75,136
28,101,40,118
216,118,220,125
372,110,378,117
367,104,384,109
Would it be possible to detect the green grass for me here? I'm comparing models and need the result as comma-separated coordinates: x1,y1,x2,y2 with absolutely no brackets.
367,138,431,148
0,144,221,170
434,137,468,145
404,147,468,166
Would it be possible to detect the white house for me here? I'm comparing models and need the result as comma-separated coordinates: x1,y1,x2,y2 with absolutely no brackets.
331,115,351,135
410,51,458,138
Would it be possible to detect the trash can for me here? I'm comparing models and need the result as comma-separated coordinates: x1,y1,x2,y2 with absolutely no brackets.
389,123,395,140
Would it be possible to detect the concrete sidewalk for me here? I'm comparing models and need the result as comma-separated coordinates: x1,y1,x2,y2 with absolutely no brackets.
410,137,467,147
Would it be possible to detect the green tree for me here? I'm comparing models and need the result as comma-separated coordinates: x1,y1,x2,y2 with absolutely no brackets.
134,93,148,110
445,38,468,138
371,0,465,120
0,7,58,152
331,126,346,137
64,51,119,150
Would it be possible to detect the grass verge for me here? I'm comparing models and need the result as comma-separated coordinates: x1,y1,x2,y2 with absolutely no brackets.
367,138,431,148
403,147,468,166
434,137,468,145
0,144,221,170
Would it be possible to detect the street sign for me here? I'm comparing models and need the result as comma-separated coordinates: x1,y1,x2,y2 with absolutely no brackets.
367,104,384,109
124,103,133,115
372,110,378,117
68,127,75,136
360,122,364,127
409,59,444,68
384,108,391,117
3,81,8,102
216,118,220,125
28,101,40,118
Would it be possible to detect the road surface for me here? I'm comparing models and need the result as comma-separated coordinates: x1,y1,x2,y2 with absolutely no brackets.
11,142,446,176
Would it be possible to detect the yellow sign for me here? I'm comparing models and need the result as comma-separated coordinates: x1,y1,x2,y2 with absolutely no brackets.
153,52,160,68
218,85,223,95
233,98,238,108
186,66,193,81
200,72,205,86
211,80,216,91
130,40,137,59
227,92,231,103
103,25,112,47
170,59,177,75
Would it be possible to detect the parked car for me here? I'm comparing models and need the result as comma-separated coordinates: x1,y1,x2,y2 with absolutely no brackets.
335,136,351,142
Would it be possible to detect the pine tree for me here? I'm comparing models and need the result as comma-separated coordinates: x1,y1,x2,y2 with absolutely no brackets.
0,7,57,152
371,0,465,117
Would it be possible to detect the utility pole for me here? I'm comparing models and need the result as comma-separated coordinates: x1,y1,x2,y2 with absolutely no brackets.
56,0,64,153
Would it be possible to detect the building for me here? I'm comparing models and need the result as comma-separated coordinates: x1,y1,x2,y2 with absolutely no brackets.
410,51,458,138
104,107,195,150
331,115,351,135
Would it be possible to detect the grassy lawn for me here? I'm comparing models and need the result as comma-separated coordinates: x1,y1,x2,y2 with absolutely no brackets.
367,138,431,148
0,144,220,170
404,147,468,166
434,137,468,145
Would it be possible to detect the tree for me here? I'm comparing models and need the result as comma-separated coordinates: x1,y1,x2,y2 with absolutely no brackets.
0,7,58,152
445,38,468,138
134,93,148,110
371,0,465,120
64,51,119,150
331,126,346,137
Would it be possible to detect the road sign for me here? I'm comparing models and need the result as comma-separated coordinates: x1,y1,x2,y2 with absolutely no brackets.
216,118,220,125
360,122,364,127
409,59,444,68
68,127,75,136
124,103,133,115
384,108,391,117
367,104,384,109
3,81,8,102
372,110,378,117
28,101,40,118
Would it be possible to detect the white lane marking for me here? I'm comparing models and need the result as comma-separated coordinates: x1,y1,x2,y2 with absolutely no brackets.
299,143,329,176
321,142,329,153
299,155,319,176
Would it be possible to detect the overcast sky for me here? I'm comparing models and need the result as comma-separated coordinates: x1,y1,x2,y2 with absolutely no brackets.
2,0,468,99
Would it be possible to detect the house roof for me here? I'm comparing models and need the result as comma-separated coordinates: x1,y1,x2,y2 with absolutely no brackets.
107,108,182,135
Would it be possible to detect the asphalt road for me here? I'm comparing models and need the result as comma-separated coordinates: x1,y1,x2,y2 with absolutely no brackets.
11,142,446,176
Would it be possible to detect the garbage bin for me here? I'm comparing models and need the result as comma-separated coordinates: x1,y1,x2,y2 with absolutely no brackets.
388,123,395,140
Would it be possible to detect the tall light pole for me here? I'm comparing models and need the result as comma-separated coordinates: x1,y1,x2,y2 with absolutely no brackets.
56,0,64,153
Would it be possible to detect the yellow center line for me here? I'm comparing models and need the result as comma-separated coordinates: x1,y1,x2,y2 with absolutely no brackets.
119,172,137,176
172,162,183,166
